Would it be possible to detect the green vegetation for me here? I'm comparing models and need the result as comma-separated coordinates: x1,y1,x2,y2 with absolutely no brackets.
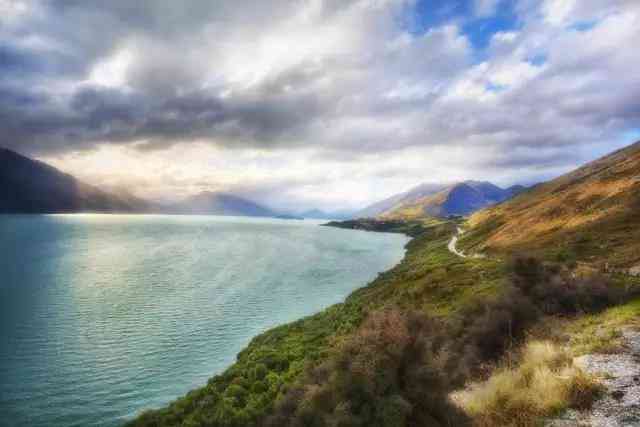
129,215,638,426
129,220,509,426
562,296,640,356
266,309,470,427
322,217,447,237
260,255,632,427
129,143,640,426
126,221,460,425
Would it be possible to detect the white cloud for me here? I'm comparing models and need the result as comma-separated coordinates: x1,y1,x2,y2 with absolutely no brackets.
4,0,640,210
0,0,31,25
87,47,133,88
475,0,502,17
542,0,577,25
492,31,519,44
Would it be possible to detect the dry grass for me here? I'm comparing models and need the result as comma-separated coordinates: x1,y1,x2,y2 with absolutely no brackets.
381,188,451,219
463,140,640,268
455,341,603,427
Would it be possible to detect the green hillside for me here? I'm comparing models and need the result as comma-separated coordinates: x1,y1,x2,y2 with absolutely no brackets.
129,220,510,426
129,141,640,427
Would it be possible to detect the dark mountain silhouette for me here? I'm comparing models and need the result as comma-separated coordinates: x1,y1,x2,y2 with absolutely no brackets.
0,147,149,213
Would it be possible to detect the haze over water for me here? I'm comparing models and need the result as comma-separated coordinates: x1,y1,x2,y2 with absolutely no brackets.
0,214,408,427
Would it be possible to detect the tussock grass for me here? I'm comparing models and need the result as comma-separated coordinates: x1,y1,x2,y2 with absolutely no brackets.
565,297,640,355
456,341,603,427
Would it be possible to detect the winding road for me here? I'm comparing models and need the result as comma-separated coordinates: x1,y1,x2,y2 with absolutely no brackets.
448,227,467,258
448,227,485,259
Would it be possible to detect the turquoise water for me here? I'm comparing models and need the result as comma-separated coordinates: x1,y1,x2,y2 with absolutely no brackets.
0,214,408,427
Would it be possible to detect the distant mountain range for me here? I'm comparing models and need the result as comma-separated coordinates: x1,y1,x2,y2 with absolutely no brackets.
356,183,449,218
0,148,150,214
357,181,526,219
1,146,526,220
166,192,280,217
0,148,285,217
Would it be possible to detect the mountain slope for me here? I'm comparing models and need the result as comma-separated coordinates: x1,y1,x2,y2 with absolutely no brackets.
365,181,524,220
169,192,279,217
0,148,149,213
463,141,640,269
356,183,449,218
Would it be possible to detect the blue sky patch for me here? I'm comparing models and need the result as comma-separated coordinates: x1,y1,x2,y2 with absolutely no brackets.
569,20,599,32
404,0,519,52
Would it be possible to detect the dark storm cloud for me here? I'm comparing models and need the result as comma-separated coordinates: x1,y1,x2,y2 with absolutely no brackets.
0,79,329,154
0,43,43,75
1,0,357,154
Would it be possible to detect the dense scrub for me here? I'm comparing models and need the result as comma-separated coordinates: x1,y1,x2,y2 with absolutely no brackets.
266,309,469,427
128,223,468,427
263,258,627,426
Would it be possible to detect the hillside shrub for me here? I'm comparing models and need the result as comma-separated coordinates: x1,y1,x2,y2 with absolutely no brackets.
266,309,470,427
129,254,628,427
266,256,626,426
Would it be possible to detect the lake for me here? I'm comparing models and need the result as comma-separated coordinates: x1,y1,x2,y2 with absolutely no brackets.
0,214,408,427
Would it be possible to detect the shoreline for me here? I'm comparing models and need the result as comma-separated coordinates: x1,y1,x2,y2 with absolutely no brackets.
127,218,425,426
323,217,447,238
128,214,640,426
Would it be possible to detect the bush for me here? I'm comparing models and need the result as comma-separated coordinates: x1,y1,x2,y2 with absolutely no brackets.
450,288,539,381
131,255,625,427
266,309,470,427
511,257,623,314
265,256,625,427
454,341,603,427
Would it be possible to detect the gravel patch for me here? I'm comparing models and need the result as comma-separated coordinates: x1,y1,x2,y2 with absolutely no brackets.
547,330,640,427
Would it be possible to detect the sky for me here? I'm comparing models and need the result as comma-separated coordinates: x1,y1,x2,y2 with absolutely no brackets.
1,0,639,211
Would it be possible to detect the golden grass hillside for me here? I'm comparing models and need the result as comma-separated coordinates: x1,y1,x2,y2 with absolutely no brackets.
463,141,640,269
381,188,450,219
380,181,519,220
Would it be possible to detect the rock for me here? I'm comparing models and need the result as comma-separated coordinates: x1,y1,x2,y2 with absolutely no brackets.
548,330,640,427
611,390,625,400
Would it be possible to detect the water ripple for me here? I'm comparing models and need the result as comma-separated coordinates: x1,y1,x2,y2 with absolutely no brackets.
0,215,408,427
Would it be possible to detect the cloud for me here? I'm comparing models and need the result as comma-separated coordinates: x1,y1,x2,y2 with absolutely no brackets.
474,0,502,17
2,0,640,209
